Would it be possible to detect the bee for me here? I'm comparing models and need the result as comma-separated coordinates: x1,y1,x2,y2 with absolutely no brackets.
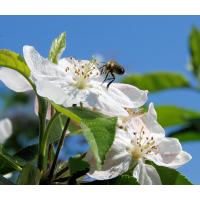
99,60,125,89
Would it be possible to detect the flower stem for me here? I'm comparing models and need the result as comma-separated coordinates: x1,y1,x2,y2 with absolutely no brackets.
39,111,59,172
37,96,47,171
49,117,71,180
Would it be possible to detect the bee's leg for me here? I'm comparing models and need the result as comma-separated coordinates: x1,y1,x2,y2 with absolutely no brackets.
100,68,104,74
99,65,106,74
102,72,110,83
107,72,115,89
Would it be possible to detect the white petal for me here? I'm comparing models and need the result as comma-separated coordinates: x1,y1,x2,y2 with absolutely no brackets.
112,83,148,108
58,58,75,77
133,161,161,185
23,46,66,80
58,58,73,68
35,80,67,105
86,88,129,117
166,151,192,168
141,103,165,137
148,102,157,119
0,118,12,144
86,129,131,180
147,137,192,169
158,137,182,155
0,68,32,92
107,84,135,108
87,152,131,180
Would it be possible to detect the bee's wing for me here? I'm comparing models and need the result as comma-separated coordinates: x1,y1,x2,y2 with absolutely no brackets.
92,53,105,64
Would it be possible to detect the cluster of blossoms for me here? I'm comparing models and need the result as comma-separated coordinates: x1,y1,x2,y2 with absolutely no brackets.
0,45,192,184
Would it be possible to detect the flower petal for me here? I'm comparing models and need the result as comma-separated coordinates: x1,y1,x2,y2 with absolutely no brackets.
141,103,165,137
112,83,148,108
126,104,165,139
133,161,161,185
86,129,131,180
86,151,131,180
148,102,157,119
0,68,32,92
0,118,12,144
107,84,136,108
35,80,67,105
158,137,182,155
23,46,66,80
147,137,192,169
85,88,129,117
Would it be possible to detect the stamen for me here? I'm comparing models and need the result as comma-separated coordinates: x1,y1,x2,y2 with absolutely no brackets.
128,126,158,160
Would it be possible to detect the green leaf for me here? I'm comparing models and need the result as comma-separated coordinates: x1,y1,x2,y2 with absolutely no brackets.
67,107,105,120
170,131,200,142
148,161,192,185
81,117,117,168
68,157,89,176
52,103,81,123
84,175,139,185
121,72,190,92
49,32,66,64
17,164,41,185
189,27,200,80
155,105,200,127
169,118,200,142
51,104,117,167
0,175,14,185
47,114,66,144
0,49,31,80
0,145,23,175
48,114,82,144
109,175,140,185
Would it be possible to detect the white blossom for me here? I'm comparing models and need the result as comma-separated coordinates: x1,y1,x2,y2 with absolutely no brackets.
86,103,192,185
23,46,148,117
0,46,148,117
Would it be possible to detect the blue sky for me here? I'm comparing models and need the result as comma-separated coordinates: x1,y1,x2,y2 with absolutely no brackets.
0,16,200,184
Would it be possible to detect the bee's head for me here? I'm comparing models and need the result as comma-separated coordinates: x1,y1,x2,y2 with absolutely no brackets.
119,66,125,74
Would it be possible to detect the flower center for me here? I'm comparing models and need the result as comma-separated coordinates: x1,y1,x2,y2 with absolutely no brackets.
127,127,157,161
69,59,100,90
